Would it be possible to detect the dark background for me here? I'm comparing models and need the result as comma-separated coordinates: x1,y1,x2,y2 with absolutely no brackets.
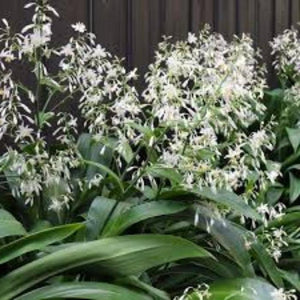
1,0,299,87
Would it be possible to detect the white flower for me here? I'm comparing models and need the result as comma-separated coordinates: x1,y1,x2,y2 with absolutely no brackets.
272,248,282,262
71,22,86,33
162,150,179,167
15,125,34,142
187,32,197,44
144,27,272,201
271,288,297,300
88,174,103,189
257,203,269,215
61,44,73,56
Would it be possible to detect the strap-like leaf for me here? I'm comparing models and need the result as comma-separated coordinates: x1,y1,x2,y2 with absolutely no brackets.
0,223,83,265
0,209,26,239
15,282,152,300
0,234,212,300
194,188,262,221
102,200,188,237
208,278,279,300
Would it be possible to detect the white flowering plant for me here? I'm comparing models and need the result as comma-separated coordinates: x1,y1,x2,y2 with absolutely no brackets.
0,2,214,300
0,1,299,300
0,0,143,223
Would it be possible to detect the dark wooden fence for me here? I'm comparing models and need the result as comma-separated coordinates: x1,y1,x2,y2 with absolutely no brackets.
1,0,300,85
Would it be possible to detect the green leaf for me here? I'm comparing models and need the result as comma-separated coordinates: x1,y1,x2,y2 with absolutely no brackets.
116,276,170,300
279,269,300,292
77,134,113,180
147,166,183,184
116,141,134,164
265,88,284,100
15,282,152,300
86,196,117,240
194,188,261,221
286,164,300,172
40,77,63,91
0,209,26,239
289,172,300,203
266,187,284,205
102,200,188,237
286,127,300,153
208,278,279,300
127,122,154,139
0,223,83,265
37,111,54,129
84,160,124,192
0,234,211,300
251,242,283,287
256,212,300,232
194,206,254,276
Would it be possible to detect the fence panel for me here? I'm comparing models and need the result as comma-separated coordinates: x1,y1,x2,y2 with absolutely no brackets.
0,0,300,86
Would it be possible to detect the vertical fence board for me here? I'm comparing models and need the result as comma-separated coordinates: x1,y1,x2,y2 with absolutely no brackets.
46,1,89,132
0,0,31,32
191,0,215,32
291,0,300,27
216,0,237,40
50,0,89,45
131,0,161,72
257,0,275,85
0,1,33,90
1,0,299,89
164,0,189,40
275,0,290,34
237,0,257,38
93,0,128,59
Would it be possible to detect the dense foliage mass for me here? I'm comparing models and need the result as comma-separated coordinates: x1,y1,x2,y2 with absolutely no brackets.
1,1,300,299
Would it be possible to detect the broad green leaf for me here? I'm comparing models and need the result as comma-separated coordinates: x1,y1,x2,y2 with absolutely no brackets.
256,212,300,232
279,269,300,292
37,112,54,129
289,172,300,203
102,201,188,237
287,164,300,172
286,127,300,153
116,276,170,300
84,160,124,192
15,282,152,300
193,255,242,279
194,206,254,276
86,196,117,240
30,220,52,233
127,122,154,139
0,209,26,239
0,234,211,300
40,77,63,91
147,166,183,184
197,148,215,160
0,223,83,265
282,149,300,170
77,134,113,180
266,187,284,205
116,141,134,164
156,263,220,291
208,278,279,300
194,188,261,221
251,242,283,287
265,88,284,100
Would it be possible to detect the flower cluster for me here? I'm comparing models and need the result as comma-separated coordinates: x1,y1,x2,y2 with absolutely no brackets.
271,288,297,300
174,284,211,300
57,28,141,141
144,27,277,200
0,0,139,211
271,27,300,81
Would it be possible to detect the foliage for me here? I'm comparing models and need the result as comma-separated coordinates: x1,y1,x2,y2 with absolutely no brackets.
0,1,300,299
